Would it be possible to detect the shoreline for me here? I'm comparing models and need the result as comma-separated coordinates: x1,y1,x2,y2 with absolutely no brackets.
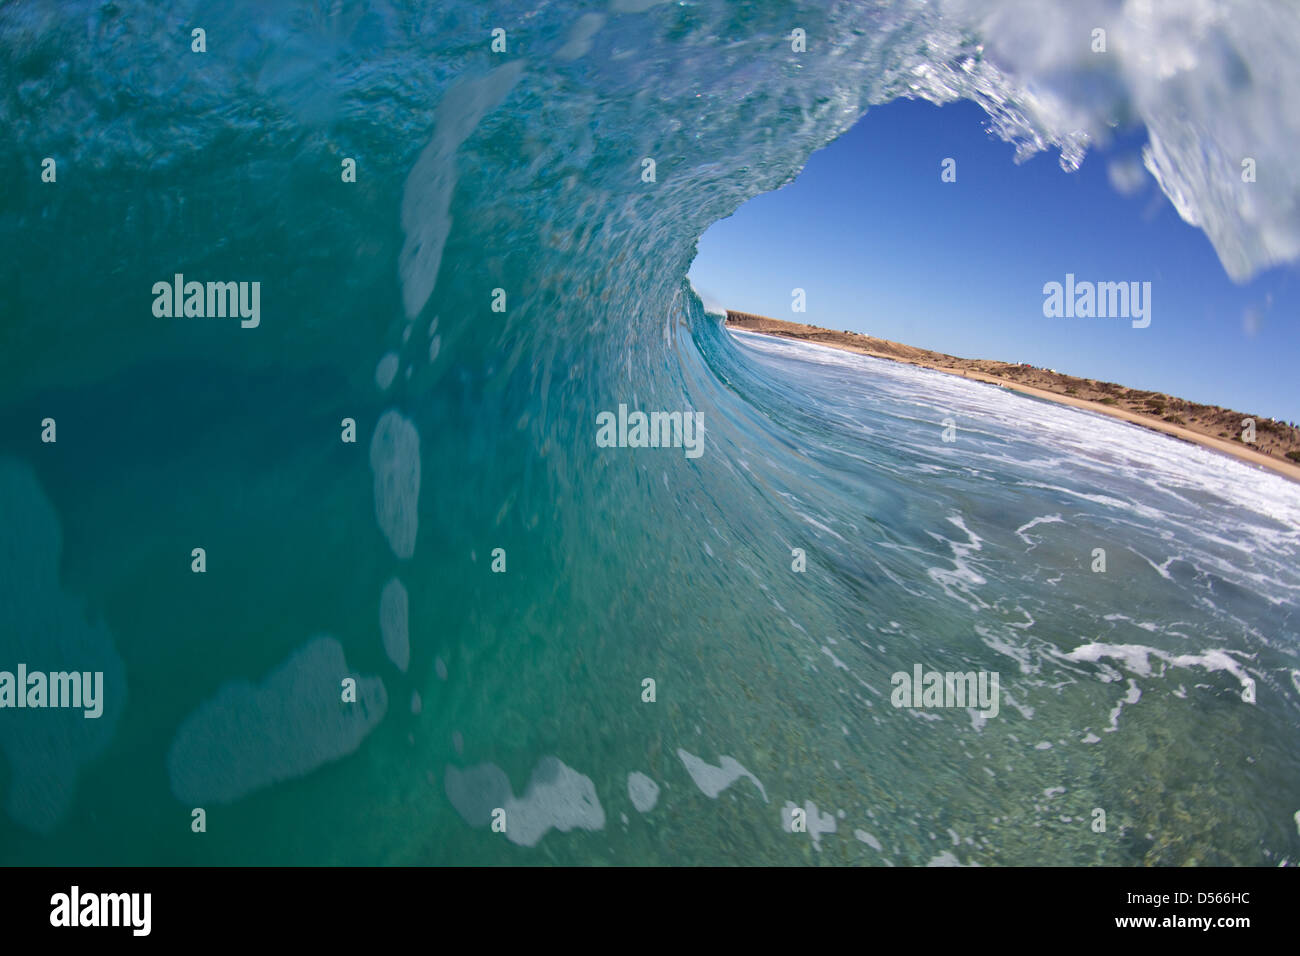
724,313,1300,485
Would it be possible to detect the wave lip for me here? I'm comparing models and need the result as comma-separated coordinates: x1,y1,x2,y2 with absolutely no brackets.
938,0,1300,279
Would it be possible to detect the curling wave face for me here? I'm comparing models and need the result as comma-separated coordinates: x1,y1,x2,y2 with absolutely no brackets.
0,0,1298,864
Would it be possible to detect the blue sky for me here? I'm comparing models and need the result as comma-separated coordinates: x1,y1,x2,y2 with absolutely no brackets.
690,98,1299,423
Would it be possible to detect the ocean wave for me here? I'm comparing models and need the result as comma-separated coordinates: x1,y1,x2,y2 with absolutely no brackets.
2,0,1298,865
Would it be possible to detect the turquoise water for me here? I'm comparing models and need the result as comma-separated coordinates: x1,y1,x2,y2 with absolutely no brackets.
2,0,1299,866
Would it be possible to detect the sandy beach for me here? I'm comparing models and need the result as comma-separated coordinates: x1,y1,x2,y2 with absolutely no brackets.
725,311,1300,484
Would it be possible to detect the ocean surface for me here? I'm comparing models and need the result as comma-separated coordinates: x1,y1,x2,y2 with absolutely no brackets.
2,0,1298,865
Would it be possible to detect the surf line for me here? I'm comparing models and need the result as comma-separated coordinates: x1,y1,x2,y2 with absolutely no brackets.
152,274,260,328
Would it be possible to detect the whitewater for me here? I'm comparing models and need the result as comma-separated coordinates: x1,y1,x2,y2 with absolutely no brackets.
1,0,1298,865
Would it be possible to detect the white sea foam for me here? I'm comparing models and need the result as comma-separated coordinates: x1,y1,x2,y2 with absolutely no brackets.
677,748,768,802
444,762,510,828
1015,514,1064,547
927,850,979,867
379,577,410,673
627,771,660,812
399,61,524,319
374,352,399,391
926,514,989,610
166,635,388,805
1064,642,1256,702
854,828,883,851
1105,679,1143,733
782,800,837,850
504,757,605,847
370,410,420,560
445,756,605,847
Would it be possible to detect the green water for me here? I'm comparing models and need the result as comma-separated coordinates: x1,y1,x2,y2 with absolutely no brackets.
2,0,1299,866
